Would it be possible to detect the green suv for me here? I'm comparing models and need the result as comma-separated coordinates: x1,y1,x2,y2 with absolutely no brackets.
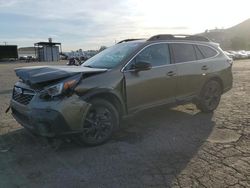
10,34,233,145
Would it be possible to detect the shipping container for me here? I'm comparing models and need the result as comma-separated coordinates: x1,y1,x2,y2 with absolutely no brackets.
0,45,18,59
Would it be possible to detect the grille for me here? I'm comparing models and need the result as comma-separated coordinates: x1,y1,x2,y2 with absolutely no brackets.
12,87,35,105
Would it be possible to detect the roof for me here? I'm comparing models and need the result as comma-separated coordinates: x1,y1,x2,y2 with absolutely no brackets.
18,47,36,52
117,34,211,45
0,45,17,47
34,42,61,46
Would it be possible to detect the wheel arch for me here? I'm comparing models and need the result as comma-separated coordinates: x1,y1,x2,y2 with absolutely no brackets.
80,89,126,119
196,76,223,113
205,76,224,91
196,76,224,100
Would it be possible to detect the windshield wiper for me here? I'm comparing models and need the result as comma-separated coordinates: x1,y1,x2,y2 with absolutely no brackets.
83,65,93,68
83,65,108,69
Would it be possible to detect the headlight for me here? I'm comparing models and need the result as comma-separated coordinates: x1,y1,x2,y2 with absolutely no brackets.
40,75,80,99
45,82,64,97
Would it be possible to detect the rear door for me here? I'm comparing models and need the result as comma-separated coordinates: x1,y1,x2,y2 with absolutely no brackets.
170,43,214,101
123,43,177,112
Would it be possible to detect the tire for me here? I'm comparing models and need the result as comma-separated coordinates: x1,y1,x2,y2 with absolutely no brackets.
76,98,119,146
196,80,222,113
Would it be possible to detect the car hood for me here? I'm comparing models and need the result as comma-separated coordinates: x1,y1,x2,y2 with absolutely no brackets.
15,65,107,85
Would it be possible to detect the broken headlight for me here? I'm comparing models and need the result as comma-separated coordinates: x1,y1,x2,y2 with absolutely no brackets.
45,82,64,97
40,74,81,99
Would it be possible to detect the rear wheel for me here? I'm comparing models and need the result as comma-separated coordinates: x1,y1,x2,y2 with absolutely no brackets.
196,80,222,113
77,99,119,146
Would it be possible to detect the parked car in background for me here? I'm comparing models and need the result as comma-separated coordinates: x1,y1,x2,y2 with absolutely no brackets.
9,34,233,145
246,51,250,58
224,51,235,59
227,51,237,59
235,50,248,59
19,56,37,62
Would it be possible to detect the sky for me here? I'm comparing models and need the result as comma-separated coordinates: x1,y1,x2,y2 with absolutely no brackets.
0,0,250,51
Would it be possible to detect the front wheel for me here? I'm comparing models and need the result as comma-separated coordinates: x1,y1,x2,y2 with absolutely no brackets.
77,99,119,146
196,80,222,113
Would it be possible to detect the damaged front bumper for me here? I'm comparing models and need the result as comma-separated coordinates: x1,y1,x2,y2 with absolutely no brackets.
11,94,90,137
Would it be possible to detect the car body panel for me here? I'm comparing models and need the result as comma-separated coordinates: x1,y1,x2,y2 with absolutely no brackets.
124,65,177,113
15,65,107,85
208,56,233,92
174,60,212,100
11,92,90,137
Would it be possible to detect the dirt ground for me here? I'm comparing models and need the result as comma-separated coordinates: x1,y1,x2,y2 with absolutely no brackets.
0,60,249,188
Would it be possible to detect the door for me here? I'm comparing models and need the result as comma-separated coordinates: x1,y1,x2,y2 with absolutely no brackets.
170,43,216,101
123,43,177,112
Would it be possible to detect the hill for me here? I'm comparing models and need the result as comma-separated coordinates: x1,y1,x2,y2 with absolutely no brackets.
201,19,250,50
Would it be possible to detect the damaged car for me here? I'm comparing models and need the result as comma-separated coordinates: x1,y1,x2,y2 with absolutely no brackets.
9,34,233,145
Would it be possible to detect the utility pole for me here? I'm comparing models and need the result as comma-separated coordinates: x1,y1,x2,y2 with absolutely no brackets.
3,41,7,45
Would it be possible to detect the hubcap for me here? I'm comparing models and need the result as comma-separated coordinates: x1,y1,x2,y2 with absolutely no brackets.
83,106,113,141
204,82,221,110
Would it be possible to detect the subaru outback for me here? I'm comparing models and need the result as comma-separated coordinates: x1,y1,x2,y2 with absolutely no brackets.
9,34,233,145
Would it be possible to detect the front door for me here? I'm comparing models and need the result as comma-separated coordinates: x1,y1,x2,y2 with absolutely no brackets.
123,43,177,113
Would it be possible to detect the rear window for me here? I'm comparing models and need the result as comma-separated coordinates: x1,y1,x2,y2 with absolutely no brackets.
197,45,218,58
171,43,196,63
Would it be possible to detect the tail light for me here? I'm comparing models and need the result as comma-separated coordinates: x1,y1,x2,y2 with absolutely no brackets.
227,58,233,66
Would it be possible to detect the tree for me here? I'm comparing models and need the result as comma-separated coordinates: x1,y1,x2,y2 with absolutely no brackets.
99,46,107,52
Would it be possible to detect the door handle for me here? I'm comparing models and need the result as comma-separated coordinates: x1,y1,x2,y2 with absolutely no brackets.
201,65,208,70
167,71,175,76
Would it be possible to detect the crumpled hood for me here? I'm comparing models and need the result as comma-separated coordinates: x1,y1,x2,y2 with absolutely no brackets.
15,65,107,85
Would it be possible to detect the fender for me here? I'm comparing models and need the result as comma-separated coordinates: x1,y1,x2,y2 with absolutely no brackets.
203,75,224,90
79,88,127,116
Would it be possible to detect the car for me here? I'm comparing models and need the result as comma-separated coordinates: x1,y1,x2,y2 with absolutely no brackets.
246,51,250,58
227,50,238,59
9,34,233,145
235,50,248,59
224,51,235,59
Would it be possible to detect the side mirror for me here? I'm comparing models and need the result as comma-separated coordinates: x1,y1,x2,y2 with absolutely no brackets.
132,61,152,72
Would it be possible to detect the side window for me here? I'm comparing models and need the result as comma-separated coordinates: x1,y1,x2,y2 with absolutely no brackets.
197,45,218,58
194,45,204,60
171,43,196,63
129,43,170,69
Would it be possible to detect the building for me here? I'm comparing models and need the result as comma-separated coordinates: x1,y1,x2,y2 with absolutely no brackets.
18,47,36,59
34,38,62,62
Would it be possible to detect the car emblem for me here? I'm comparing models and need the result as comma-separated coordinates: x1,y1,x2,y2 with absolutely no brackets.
14,87,22,94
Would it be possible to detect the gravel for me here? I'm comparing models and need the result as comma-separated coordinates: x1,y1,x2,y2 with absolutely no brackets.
0,60,249,188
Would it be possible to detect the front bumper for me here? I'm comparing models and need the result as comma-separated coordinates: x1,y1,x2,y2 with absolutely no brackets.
11,94,90,137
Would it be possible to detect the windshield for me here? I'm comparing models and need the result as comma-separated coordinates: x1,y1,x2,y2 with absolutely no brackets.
82,42,142,69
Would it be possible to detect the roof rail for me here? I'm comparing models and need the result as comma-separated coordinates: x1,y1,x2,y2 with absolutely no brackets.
117,38,144,44
147,34,210,42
